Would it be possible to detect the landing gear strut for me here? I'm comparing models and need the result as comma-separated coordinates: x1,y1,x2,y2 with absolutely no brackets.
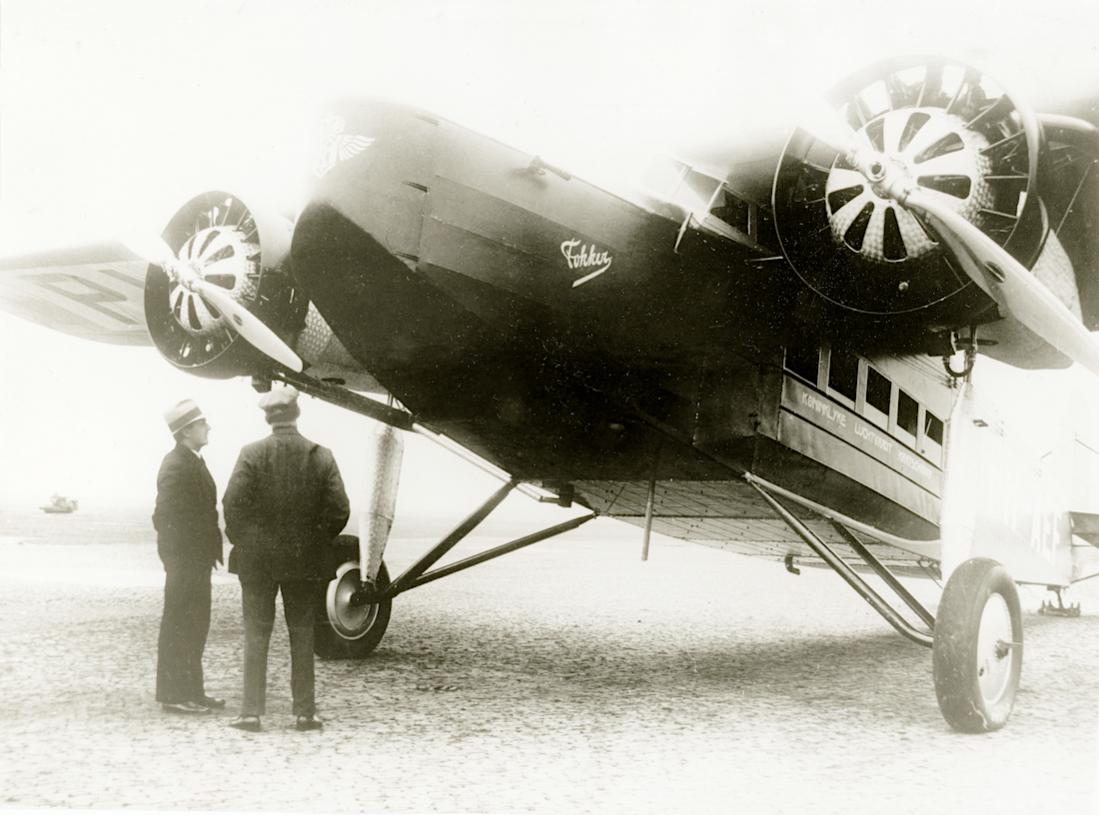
745,475,1025,732
317,481,597,660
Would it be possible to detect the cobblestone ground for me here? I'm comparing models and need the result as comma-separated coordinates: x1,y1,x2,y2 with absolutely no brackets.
0,527,1097,814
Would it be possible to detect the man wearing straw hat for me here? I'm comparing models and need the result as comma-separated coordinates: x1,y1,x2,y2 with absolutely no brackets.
153,398,225,714
223,385,349,732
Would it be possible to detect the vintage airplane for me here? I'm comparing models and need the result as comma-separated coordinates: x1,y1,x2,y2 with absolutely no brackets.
3,54,1099,733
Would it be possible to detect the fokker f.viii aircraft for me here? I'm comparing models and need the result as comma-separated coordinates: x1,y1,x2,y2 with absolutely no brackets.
3,55,1099,732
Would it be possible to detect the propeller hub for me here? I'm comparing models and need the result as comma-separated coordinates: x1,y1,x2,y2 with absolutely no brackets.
169,225,259,336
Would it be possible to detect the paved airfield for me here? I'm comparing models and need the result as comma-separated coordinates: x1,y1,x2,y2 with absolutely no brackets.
1,515,1097,814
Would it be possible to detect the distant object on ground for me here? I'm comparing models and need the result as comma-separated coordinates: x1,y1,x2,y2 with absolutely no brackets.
40,494,78,514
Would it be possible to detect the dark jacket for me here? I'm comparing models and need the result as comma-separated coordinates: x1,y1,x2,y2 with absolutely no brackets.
223,426,350,581
152,443,222,569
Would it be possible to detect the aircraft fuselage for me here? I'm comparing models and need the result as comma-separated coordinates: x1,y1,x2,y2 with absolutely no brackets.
291,99,952,544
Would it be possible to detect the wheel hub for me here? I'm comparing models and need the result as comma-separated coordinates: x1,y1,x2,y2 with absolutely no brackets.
326,562,380,640
976,593,1015,706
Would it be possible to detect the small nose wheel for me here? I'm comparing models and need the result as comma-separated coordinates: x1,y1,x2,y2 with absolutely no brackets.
932,558,1023,733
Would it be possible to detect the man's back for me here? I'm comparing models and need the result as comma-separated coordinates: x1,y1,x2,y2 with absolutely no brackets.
224,426,349,580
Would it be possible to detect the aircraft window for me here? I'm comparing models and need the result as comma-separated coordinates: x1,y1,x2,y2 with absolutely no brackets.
897,389,919,437
756,207,778,247
641,158,721,215
642,156,690,198
828,350,858,402
784,343,820,385
865,367,891,414
710,189,751,233
925,411,944,445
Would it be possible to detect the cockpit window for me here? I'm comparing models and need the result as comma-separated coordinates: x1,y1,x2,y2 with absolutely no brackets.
641,156,720,215
710,188,751,233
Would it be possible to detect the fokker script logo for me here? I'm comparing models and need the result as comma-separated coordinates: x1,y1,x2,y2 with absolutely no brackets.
561,239,613,288
314,115,375,178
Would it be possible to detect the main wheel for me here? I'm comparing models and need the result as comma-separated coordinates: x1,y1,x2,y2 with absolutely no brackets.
314,535,392,660
932,557,1023,732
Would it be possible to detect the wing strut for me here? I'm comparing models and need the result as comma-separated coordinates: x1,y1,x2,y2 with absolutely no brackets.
745,475,934,648
641,477,656,562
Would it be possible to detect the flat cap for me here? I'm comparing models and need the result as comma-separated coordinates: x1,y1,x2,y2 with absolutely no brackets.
258,385,300,410
259,385,300,424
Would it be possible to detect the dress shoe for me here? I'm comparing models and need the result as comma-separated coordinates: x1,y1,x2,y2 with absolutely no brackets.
295,714,324,731
161,701,209,715
194,696,226,710
229,715,262,732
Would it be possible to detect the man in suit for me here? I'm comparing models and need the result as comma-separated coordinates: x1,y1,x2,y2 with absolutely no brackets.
153,399,225,714
223,386,349,732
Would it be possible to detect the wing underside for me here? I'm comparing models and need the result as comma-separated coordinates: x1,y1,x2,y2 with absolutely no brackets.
574,479,941,576
0,243,151,345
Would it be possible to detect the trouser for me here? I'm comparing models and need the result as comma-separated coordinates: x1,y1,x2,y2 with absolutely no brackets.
156,564,212,703
239,575,317,717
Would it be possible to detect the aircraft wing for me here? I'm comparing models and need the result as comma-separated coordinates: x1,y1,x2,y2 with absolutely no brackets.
0,243,151,346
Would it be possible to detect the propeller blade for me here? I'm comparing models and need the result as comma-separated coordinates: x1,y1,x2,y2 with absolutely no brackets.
191,279,304,373
800,96,862,155
797,96,880,180
905,189,1099,376
122,234,177,270
124,231,303,373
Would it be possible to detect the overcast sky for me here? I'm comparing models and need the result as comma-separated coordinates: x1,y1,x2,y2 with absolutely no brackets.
2,0,1099,519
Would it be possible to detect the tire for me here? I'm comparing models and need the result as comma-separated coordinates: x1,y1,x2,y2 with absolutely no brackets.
313,535,393,660
932,557,1023,733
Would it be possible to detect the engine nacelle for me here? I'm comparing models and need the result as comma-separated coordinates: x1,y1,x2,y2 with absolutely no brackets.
144,190,307,378
773,57,1049,329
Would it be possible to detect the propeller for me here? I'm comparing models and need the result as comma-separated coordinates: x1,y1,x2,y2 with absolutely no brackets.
125,234,304,373
903,189,1099,376
798,95,880,179
797,93,1099,376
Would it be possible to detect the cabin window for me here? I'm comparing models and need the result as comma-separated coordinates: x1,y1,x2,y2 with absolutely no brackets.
827,349,858,404
919,408,944,465
897,389,919,438
864,366,891,428
784,343,820,385
924,411,944,445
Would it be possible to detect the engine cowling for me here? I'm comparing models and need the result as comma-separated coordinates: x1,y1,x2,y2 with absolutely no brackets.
144,190,307,377
773,57,1049,328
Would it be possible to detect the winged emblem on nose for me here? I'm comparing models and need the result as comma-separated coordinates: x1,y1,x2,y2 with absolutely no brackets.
314,115,375,178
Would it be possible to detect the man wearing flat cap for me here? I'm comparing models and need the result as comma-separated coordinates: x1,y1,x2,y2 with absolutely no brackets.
223,385,349,732
153,399,225,714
